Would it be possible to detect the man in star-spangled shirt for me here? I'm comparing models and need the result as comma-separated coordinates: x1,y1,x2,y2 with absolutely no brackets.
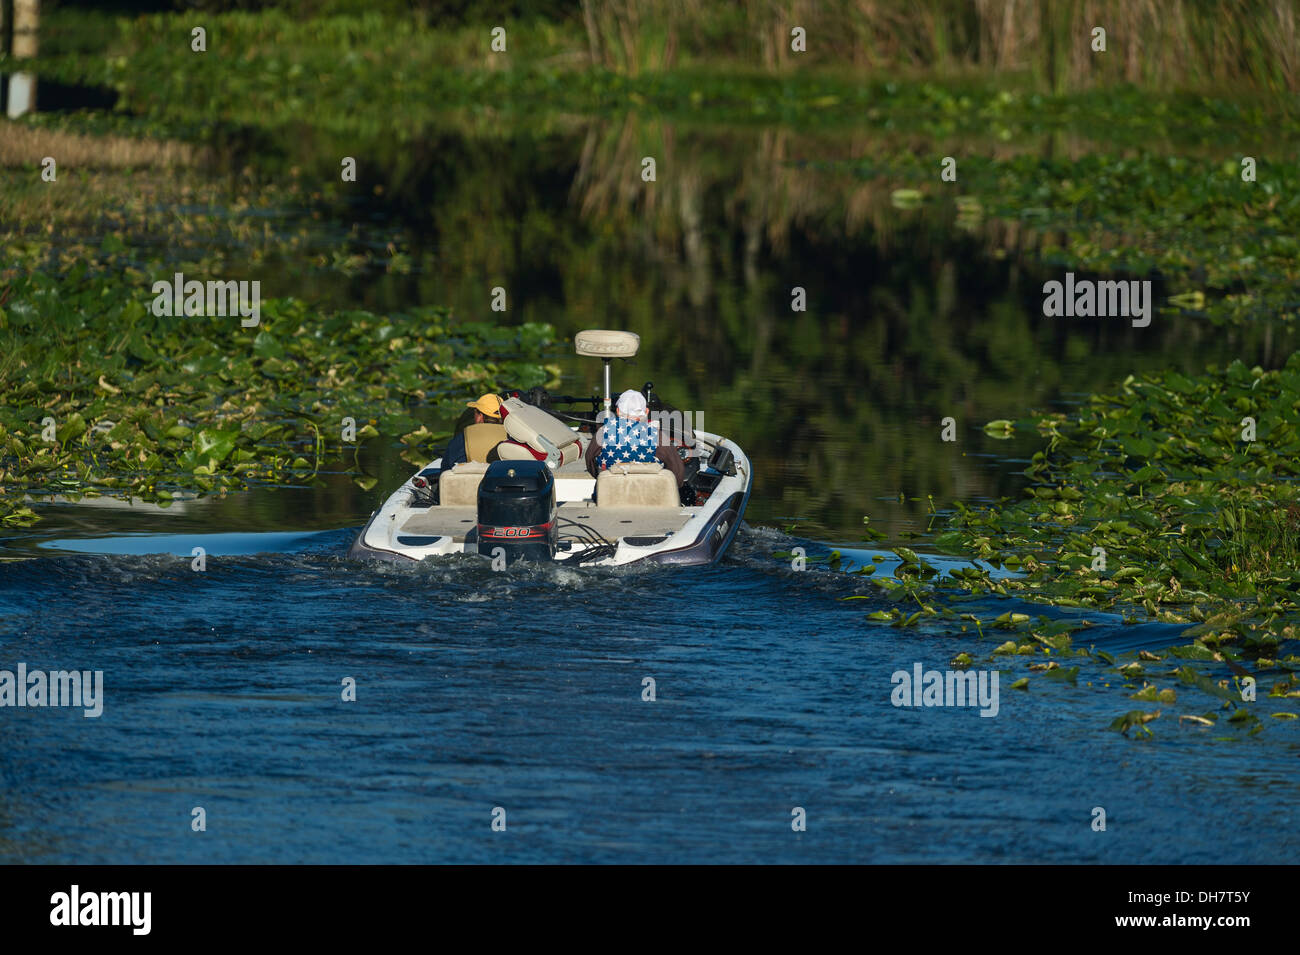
585,388,685,485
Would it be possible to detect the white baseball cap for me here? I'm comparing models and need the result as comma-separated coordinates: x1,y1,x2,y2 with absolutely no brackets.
616,389,647,417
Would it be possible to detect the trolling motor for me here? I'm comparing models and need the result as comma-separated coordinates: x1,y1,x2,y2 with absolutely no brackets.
574,330,640,419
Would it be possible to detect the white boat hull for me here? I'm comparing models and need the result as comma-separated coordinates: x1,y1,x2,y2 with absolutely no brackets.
349,429,751,567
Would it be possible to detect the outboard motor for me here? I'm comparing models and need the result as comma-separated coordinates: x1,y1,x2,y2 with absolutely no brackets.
476,460,558,564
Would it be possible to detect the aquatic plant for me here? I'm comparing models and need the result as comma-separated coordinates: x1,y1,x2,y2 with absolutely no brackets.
0,256,556,526
932,356,1300,639
844,150,1300,327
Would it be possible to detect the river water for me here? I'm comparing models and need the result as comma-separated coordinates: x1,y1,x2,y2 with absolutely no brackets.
2,104,1297,863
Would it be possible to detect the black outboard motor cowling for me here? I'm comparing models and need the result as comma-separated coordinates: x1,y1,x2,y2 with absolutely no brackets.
477,460,557,564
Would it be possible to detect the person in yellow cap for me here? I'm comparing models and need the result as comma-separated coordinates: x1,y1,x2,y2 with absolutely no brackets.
443,393,507,467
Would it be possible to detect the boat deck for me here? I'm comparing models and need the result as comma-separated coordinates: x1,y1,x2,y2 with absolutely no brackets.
399,499,700,543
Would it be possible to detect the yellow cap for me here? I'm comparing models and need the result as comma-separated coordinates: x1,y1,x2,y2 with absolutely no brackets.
467,393,503,418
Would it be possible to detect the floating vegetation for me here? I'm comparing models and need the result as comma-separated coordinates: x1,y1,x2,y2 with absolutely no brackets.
851,581,1293,737
0,264,555,527
848,357,1300,736
0,133,560,531
933,356,1300,638
841,356,1300,735
845,151,1300,327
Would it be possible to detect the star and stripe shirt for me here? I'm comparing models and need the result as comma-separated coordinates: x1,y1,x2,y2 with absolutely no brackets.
596,416,660,470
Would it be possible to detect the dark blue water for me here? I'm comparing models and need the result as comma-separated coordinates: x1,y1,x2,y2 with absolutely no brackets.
2,525,1295,864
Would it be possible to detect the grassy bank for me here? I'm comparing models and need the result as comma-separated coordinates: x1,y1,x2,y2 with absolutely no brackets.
39,0,1300,95
576,0,1300,94
27,9,1300,142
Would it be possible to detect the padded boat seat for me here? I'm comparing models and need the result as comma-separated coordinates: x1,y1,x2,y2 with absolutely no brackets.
596,462,679,508
438,462,488,506
501,397,581,467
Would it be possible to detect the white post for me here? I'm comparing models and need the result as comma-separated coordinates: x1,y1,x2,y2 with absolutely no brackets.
7,0,39,118
6,71,33,118
602,359,612,418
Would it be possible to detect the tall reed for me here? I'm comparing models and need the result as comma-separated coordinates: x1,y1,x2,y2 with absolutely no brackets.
578,0,1300,93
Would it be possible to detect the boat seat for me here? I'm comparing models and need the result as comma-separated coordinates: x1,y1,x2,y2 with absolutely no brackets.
500,397,581,467
596,462,679,508
438,462,489,506
495,434,587,467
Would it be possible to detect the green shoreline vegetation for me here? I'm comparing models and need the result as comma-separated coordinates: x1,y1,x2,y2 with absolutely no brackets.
28,10,1300,138
33,0,1300,98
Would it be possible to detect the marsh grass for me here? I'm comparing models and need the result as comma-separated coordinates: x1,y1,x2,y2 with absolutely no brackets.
1212,502,1300,579
578,0,1300,94
0,122,201,169
27,7,1300,142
